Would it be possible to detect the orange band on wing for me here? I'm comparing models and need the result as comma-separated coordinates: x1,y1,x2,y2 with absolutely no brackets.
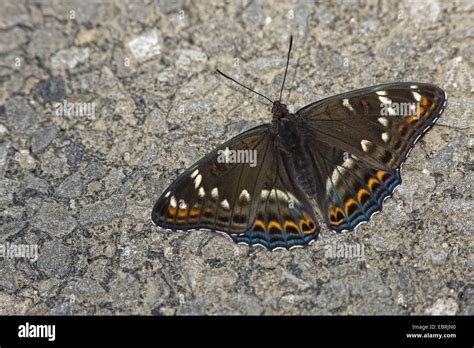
344,198,358,216
284,220,300,234
268,220,282,233
299,217,316,234
368,177,380,192
328,206,344,225
376,170,390,182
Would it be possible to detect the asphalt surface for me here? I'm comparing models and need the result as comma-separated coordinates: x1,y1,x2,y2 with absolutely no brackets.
0,0,472,315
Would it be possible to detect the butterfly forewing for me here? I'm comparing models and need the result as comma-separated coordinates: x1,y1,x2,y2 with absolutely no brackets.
152,125,267,233
297,82,447,232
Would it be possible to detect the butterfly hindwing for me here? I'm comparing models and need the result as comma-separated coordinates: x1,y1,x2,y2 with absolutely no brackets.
297,83,446,232
231,141,319,249
152,125,319,249
302,138,401,232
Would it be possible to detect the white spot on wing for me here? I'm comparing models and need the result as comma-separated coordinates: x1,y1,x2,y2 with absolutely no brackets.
239,189,250,202
194,174,202,188
325,178,332,194
211,187,219,199
275,189,288,202
378,96,392,104
342,156,355,169
190,169,199,179
378,117,389,127
342,98,355,112
412,91,422,102
331,167,344,186
170,196,177,208
361,139,373,152
179,199,187,209
198,187,205,198
327,155,353,193
376,90,387,96
164,192,171,198
221,199,230,210
381,132,390,143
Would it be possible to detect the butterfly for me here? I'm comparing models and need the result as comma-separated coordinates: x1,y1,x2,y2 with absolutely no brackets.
151,36,447,250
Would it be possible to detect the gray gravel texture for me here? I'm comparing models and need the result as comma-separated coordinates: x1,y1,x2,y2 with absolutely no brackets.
0,0,472,315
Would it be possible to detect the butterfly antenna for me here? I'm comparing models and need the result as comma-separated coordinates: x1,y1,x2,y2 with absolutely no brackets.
279,35,293,102
216,69,273,104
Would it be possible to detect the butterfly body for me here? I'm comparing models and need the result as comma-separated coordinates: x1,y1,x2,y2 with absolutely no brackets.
152,44,447,250
275,116,317,199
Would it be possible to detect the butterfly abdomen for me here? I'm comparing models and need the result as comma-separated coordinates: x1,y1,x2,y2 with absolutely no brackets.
278,116,320,197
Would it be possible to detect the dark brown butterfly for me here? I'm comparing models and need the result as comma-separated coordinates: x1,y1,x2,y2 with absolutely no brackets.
152,36,447,250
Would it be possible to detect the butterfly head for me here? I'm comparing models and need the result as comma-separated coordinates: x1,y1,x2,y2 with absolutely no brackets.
271,101,290,119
